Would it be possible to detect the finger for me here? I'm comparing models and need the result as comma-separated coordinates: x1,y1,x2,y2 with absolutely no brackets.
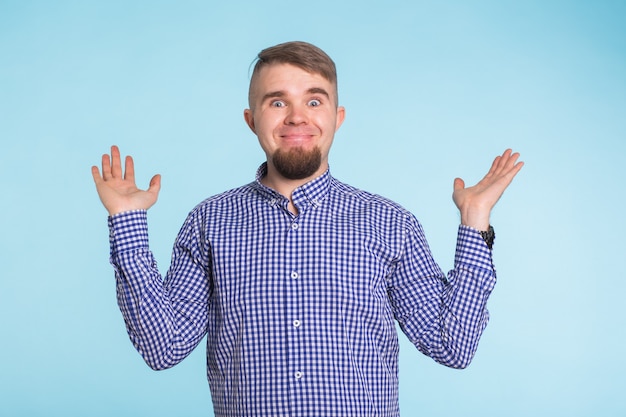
497,149,512,170
496,148,514,168
91,165,103,184
506,159,524,180
491,149,518,177
484,155,502,178
501,151,522,175
124,155,135,182
110,145,123,178
101,153,112,180
496,157,524,189
482,150,520,186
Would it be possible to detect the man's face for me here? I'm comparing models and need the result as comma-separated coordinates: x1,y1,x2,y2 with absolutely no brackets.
244,63,345,181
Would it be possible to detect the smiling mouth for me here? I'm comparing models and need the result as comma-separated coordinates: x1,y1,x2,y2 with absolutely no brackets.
280,132,317,144
282,133,313,139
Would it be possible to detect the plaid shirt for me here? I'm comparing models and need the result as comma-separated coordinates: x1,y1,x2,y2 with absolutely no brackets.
109,165,496,417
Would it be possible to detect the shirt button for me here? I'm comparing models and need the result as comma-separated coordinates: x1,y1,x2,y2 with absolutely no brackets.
290,271,299,279
291,223,299,230
295,371,303,379
293,319,301,328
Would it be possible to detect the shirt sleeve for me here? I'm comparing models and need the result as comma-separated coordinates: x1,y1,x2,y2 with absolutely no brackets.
108,209,212,370
388,215,496,369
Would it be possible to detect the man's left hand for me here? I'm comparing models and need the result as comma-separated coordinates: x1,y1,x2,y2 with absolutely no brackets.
453,149,524,230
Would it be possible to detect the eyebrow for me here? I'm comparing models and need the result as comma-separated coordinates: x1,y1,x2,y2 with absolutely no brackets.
260,87,331,104
307,87,330,98
260,91,285,104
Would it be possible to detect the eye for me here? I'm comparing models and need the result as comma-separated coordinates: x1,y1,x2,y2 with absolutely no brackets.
308,99,321,107
270,100,285,108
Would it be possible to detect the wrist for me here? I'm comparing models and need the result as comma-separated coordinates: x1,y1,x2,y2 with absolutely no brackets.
459,209,490,231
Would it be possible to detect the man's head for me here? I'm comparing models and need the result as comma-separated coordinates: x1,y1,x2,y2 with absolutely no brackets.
248,41,339,109
244,42,345,183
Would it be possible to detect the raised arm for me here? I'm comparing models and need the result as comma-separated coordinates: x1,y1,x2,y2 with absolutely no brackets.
91,145,161,215
394,149,523,369
94,146,209,370
452,149,523,230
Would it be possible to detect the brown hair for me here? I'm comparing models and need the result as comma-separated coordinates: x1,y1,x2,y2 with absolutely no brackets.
248,41,338,107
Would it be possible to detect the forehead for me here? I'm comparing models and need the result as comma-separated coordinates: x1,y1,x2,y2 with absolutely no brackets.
250,63,337,102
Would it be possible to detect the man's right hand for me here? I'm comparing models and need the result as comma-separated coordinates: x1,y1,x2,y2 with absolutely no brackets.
91,145,161,216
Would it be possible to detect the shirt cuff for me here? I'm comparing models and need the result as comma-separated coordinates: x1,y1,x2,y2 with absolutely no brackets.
108,210,149,255
454,224,495,272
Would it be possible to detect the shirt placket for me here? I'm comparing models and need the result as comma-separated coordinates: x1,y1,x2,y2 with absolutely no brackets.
285,209,305,412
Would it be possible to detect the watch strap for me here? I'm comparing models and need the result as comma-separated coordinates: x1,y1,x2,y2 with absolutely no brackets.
479,225,495,250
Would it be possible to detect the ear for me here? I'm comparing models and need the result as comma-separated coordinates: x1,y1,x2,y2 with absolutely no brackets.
243,108,256,134
335,106,346,132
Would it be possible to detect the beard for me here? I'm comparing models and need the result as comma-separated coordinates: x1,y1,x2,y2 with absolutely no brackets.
271,146,322,180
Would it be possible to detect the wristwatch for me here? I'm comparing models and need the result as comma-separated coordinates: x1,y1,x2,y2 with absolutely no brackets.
479,226,495,250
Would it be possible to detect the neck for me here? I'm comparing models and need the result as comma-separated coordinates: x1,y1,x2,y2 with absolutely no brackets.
261,162,327,214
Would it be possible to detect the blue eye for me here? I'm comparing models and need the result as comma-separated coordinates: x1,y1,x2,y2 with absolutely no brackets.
271,100,285,108
308,99,321,107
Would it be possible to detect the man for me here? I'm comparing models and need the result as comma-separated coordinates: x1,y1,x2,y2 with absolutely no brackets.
92,41,523,416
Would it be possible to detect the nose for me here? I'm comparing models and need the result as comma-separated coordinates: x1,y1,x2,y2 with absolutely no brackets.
285,103,307,125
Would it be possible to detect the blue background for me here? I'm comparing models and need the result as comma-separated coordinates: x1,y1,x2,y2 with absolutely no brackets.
1,1,624,416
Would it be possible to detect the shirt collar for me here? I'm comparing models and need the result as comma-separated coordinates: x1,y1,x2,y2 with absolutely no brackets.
253,163,331,212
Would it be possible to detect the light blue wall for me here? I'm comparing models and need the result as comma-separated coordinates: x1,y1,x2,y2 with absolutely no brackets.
1,1,624,415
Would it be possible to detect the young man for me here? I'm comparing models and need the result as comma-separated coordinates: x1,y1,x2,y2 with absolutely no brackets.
92,41,523,416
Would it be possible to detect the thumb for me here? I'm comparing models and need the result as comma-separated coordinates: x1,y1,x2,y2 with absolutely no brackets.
148,174,161,195
453,177,465,191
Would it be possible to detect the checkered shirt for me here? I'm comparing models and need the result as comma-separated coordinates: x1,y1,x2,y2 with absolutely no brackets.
108,165,496,417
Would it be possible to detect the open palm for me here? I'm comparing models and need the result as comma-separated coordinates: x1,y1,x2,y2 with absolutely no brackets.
453,149,523,230
91,145,161,216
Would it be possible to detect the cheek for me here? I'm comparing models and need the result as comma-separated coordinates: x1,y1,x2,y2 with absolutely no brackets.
254,118,279,148
256,114,281,133
321,115,339,134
